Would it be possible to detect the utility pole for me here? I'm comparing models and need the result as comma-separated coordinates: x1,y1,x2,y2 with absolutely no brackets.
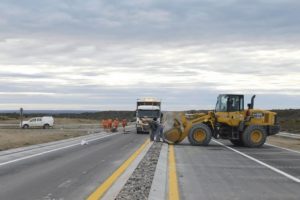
20,107,23,128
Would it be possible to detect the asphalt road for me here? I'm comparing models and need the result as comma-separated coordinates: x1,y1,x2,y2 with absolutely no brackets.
175,139,300,200
0,129,147,200
1,128,300,200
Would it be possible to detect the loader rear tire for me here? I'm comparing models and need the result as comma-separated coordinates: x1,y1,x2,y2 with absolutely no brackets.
188,123,212,146
242,125,267,148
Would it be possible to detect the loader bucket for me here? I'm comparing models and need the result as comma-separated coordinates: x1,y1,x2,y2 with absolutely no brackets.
164,126,183,144
162,113,185,144
162,112,209,144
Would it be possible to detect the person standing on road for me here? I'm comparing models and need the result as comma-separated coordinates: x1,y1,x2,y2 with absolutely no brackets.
159,113,165,142
149,118,161,142
113,118,119,130
122,119,127,133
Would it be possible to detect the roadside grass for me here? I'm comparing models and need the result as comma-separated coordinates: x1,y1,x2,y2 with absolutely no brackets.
0,118,102,151
279,119,300,134
273,109,300,134
0,129,91,151
0,117,100,125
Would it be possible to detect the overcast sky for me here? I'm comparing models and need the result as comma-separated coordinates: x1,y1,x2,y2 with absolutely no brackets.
0,0,299,111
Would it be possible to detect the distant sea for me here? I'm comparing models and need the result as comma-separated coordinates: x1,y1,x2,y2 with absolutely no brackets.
0,110,99,114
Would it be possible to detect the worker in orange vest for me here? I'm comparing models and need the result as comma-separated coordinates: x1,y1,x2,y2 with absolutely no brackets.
122,119,127,133
113,118,119,129
110,118,118,132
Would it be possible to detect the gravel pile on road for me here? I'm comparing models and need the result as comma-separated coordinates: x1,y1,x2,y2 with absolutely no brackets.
115,142,162,200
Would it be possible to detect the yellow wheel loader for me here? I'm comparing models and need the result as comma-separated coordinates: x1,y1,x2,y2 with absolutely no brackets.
164,94,280,147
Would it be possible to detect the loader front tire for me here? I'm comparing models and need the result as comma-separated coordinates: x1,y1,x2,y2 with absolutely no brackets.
188,123,212,146
242,125,267,148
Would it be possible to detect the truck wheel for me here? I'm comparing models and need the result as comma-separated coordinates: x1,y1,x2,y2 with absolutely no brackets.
242,125,267,148
23,124,29,129
188,123,212,146
230,139,244,146
43,124,50,129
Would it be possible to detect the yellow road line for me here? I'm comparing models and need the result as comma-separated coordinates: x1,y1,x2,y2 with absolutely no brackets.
168,145,180,200
87,139,150,200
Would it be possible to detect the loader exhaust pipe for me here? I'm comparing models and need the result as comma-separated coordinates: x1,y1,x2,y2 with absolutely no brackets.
250,95,256,109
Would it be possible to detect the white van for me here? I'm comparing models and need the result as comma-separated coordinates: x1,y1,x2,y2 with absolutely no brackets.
21,116,54,129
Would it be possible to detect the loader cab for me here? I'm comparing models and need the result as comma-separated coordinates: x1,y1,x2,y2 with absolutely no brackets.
215,94,244,112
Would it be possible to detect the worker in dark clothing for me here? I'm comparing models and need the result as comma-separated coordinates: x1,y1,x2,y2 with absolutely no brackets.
149,118,161,142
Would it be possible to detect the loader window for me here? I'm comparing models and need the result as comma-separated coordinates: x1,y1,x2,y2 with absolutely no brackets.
215,95,244,112
215,95,228,112
227,96,244,112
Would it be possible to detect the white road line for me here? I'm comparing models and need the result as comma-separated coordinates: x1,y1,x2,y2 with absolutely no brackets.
0,133,107,157
0,133,118,167
265,143,300,154
212,139,300,183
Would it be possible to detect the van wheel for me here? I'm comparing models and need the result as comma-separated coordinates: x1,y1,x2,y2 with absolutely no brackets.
23,124,29,129
43,124,50,129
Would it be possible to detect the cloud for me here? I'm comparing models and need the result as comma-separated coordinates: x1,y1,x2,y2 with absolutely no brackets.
0,0,299,110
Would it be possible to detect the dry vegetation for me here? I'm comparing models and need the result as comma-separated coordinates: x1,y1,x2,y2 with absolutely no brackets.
0,110,135,151
0,117,100,125
273,109,300,134
0,117,102,151
54,118,99,124
0,129,92,151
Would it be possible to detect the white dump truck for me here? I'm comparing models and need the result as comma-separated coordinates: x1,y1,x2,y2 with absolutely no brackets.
136,97,161,134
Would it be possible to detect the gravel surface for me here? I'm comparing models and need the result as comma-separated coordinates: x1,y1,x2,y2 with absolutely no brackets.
116,142,163,200
267,136,300,151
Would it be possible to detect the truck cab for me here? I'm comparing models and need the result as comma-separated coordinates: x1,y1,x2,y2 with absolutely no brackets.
136,97,161,134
